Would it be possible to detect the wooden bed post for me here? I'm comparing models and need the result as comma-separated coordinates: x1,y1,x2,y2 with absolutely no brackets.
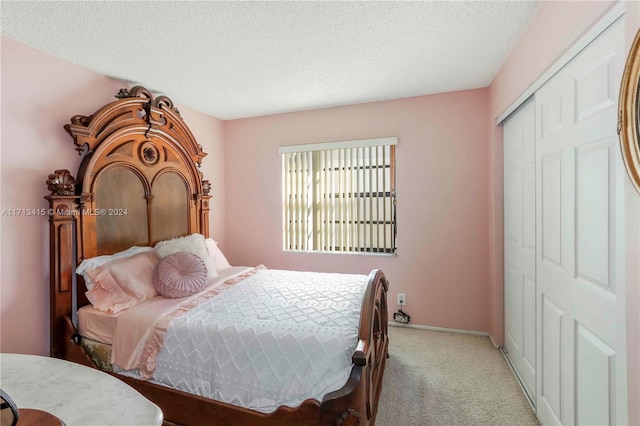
199,179,212,238
45,169,78,358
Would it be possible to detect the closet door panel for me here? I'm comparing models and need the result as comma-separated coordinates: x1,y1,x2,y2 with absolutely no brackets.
504,99,536,403
535,17,626,426
506,265,523,354
574,51,617,122
575,324,616,426
523,163,536,252
540,295,564,424
523,276,537,372
540,154,564,267
576,140,613,290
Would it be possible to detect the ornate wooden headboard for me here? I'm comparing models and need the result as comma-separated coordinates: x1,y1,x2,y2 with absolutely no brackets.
45,86,211,357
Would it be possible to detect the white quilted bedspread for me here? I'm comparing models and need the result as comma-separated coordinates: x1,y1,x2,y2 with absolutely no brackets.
153,269,368,413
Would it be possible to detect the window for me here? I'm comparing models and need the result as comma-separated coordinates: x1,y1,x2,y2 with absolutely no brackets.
280,137,397,254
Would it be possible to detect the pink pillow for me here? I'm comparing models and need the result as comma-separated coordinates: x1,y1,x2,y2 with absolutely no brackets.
85,251,159,314
76,246,154,290
153,252,208,298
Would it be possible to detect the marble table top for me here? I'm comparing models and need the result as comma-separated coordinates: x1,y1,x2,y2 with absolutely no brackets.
0,353,163,426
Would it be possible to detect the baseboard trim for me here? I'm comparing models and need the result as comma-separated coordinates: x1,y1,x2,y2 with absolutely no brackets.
388,321,494,340
488,333,500,349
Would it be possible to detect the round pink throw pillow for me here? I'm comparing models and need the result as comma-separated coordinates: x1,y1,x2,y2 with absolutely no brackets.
153,252,208,298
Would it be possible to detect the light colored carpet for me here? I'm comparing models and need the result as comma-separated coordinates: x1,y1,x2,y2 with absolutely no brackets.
376,326,539,426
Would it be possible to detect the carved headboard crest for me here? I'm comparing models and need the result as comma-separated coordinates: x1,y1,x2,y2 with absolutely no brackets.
63,86,206,169
115,86,181,116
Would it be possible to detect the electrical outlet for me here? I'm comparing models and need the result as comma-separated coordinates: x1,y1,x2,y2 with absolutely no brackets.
397,293,406,306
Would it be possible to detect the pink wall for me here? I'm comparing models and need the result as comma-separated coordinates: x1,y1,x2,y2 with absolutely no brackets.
0,37,226,355
176,104,227,250
487,1,640,422
224,89,491,333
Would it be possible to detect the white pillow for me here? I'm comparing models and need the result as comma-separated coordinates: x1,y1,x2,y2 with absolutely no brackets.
205,238,231,271
76,246,154,290
154,233,216,278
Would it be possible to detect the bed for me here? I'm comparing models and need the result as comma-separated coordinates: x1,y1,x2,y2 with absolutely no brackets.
45,86,389,426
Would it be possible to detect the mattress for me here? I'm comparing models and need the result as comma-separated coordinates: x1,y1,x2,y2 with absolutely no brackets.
78,305,122,345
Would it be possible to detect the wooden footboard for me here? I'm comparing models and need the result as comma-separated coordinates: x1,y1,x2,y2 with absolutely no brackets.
322,269,389,426
54,270,389,426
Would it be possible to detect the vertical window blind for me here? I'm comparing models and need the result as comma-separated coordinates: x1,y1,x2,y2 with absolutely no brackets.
280,137,397,254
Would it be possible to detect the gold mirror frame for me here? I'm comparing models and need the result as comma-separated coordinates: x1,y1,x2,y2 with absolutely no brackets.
619,29,640,194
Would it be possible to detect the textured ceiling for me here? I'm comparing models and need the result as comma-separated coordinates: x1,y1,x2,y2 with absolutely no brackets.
1,1,543,120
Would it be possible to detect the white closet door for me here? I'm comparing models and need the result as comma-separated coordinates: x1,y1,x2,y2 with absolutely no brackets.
504,99,537,404
535,17,627,425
